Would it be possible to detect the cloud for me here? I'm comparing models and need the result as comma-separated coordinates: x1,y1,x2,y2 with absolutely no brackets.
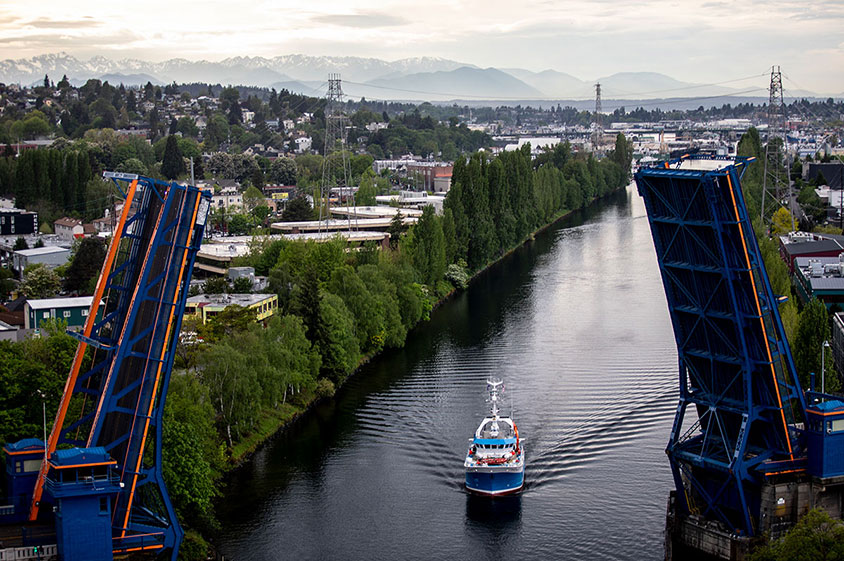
21,17,100,29
311,11,409,29
790,7,844,21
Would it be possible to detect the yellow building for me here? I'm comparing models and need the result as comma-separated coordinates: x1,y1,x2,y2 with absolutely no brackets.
185,293,278,324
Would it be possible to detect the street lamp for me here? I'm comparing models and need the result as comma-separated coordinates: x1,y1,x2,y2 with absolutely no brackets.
35,390,47,464
822,340,831,394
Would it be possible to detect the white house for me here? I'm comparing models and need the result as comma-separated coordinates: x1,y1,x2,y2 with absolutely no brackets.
211,186,243,210
54,217,83,241
295,137,313,153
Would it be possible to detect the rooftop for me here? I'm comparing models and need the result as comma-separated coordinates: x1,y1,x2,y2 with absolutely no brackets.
26,296,95,310
330,206,423,219
15,246,71,257
779,232,844,257
187,293,275,307
271,217,416,233
795,256,844,291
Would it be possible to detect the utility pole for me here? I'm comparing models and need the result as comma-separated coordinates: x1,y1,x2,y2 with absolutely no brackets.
319,74,354,233
761,65,793,232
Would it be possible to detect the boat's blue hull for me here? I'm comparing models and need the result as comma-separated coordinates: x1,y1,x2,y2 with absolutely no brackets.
465,469,524,496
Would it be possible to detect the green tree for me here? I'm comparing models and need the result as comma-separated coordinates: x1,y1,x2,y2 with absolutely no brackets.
327,265,384,353
611,133,633,172
197,339,260,446
63,237,107,294
771,207,795,235
13,237,28,250
749,509,844,561
387,211,406,250
259,315,320,406
0,268,15,300
357,264,406,348
116,157,147,176
202,276,229,295
205,114,230,150
794,298,839,392
242,185,264,211
161,415,216,525
318,291,360,383
356,170,377,206
269,157,297,185
406,205,446,286
161,135,185,180
20,264,61,299
0,322,75,445
232,276,253,293
228,213,254,235
281,196,313,222
251,205,270,224
220,87,242,125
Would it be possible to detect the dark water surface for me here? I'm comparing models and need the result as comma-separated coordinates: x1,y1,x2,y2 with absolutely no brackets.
216,184,678,560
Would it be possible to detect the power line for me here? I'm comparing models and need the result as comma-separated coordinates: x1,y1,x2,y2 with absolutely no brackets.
343,74,773,103
599,72,770,99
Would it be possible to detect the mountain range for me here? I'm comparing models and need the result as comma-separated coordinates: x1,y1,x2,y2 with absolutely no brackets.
0,52,821,102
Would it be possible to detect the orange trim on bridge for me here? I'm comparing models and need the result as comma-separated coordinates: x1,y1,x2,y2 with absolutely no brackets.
726,173,794,461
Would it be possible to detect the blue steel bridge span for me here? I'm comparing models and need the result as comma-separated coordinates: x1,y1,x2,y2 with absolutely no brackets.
635,154,808,537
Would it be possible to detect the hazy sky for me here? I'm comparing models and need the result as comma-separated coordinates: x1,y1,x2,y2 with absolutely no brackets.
1,0,842,94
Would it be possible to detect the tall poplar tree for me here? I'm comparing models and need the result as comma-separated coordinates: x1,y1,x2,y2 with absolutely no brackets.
161,135,185,180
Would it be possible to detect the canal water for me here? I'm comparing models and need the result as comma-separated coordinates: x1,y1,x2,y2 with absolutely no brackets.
216,184,679,560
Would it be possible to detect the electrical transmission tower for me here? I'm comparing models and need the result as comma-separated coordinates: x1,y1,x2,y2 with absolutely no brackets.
761,65,794,231
319,74,355,232
592,82,602,150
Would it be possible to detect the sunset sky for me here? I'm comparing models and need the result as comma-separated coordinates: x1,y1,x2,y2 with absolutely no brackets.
1,0,842,93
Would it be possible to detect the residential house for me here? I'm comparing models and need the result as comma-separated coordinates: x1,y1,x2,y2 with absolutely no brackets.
365,122,389,132
93,216,114,235
54,217,83,241
211,184,243,210
24,296,100,331
295,137,313,153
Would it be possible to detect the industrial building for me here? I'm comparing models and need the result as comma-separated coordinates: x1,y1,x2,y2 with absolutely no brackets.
185,293,277,324
778,231,844,274
793,255,844,307
0,209,38,236
11,246,71,277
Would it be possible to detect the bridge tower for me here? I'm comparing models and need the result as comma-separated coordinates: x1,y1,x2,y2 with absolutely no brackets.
28,172,211,559
635,155,807,538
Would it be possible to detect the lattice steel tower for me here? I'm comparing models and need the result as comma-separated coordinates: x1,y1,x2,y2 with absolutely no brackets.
592,82,603,150
319,74,354,231
760,65,793,231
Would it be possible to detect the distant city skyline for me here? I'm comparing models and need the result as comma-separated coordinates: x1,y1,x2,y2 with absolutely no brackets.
1,0,842,94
